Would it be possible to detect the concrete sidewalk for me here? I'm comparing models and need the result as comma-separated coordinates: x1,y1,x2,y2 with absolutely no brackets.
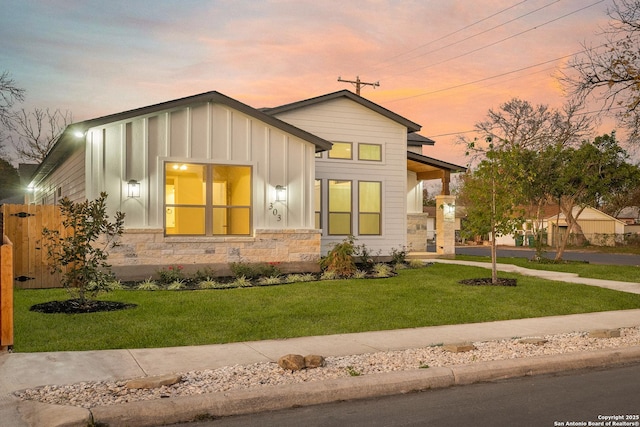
2,260,640,426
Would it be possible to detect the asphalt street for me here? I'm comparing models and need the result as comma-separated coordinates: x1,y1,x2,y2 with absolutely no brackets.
170,363,640,427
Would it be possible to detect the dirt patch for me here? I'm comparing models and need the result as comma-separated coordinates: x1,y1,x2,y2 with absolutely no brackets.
30,299,137,314
459,278,517,286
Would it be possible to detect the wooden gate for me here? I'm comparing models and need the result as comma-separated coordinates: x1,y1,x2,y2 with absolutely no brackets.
1,204,65,289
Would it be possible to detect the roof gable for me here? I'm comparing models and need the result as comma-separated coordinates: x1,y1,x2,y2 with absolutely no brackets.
263,90,422,133
30,91,333,187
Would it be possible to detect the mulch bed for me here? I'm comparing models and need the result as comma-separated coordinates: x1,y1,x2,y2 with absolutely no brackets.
459,278,517,286
30,299,137,314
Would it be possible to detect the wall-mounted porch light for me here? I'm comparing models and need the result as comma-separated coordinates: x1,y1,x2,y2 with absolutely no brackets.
127,179,141,198
275,185,287,202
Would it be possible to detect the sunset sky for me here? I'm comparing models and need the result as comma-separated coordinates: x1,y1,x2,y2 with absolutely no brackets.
1,0,618,166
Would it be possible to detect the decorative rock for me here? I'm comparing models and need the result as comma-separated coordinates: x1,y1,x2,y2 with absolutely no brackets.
519,338,548,346
278,354,306,371
442,343,476,353
589,329,621,338
125,374,182,389
304,354,325,369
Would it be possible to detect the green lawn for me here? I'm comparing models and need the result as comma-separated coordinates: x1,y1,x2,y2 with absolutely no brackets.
455,255,640,283
14,264,640,353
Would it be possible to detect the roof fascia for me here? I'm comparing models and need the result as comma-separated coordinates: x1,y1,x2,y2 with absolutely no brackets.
29,91,333,187
407,151,467,172
264,90,422,133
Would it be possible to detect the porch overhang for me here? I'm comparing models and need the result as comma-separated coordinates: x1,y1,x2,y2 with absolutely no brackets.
407,151,467,195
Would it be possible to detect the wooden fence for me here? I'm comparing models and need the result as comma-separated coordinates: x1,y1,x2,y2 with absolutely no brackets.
1,204,65,289
1,235,14,350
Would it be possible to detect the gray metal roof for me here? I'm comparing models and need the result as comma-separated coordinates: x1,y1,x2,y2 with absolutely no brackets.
407,151,467,173
28,91,333,187
408,133,435,146
263,90,422,133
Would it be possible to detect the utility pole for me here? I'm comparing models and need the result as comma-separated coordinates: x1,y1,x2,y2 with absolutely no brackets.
337,76,380,95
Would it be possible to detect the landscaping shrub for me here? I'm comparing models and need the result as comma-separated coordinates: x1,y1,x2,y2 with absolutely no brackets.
320,236,357,277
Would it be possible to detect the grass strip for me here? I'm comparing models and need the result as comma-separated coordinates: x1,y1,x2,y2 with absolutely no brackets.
14,264,640,353
455,255,640,283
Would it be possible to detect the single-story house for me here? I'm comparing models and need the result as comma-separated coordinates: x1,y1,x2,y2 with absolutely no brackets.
495,205,626,247
23,90,465,280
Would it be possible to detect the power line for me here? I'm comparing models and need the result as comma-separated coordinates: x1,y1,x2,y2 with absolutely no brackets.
386,39,610,104
370,0,531,72
379,0,561,75
396,0,605,77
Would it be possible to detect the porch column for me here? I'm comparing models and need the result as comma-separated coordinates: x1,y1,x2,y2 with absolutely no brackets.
435,194,456,256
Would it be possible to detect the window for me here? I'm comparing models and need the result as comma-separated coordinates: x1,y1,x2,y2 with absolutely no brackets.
328,142,352,159
359,181,381,235
165,162,251,236
328,180,352,235
314,179,322,230
358,143,382,161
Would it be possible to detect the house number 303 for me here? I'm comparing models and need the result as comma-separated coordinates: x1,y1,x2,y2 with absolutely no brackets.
268,203,282,221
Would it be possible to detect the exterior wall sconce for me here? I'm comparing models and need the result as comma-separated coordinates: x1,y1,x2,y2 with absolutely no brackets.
275,185,286,202
127,180,141,198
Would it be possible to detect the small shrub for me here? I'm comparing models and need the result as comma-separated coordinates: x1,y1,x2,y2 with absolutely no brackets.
320,236,357,277
346,366,361,377
157,265,186,285
230,262,282,280
197,278,220,289
372,263,393,278
320,270,339,281
167,280,186,290
232,276,253,288
352,269,367,279
394,262,407,270
408,259,425,269
41,192,124,304
389,246,408,265
192,267,217,283
137,278,160,291
285,273,317,283
354,243,379,268
257,276,282,286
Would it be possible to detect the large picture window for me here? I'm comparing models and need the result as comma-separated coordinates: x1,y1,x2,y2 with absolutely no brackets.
359,181,381,235
328,179,352,235
165,162,251,236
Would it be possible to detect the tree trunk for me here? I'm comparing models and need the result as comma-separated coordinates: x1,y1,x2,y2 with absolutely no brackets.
555,200,587,261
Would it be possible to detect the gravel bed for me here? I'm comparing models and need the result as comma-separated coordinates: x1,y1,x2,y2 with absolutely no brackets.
15,327,640,409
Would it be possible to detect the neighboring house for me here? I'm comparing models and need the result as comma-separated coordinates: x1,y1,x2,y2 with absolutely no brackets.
23,90,464,280
495,205,626,247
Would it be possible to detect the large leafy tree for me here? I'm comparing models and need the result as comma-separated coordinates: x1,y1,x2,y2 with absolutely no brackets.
562,0,640,143
554,133,636,259
460,98,593,261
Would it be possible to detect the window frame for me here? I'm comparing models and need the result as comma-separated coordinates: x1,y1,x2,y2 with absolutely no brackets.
327,141,353,160
358,143,382,162
327,179,352,236
358,180,382,236
164,162,252,237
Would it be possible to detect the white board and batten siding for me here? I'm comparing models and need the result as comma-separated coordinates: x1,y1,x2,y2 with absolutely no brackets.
82,101,317,232
273,97,409,254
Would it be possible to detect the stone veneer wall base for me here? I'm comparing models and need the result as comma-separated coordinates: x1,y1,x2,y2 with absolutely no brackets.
108,228,321,281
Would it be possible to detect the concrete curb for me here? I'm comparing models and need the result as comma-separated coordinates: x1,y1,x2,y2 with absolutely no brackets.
20,346,640,427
